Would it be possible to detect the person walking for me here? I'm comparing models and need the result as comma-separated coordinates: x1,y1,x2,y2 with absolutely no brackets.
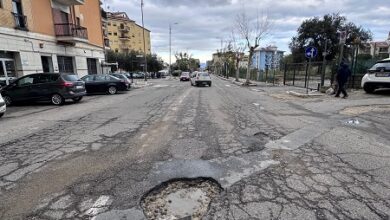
335,61,351,98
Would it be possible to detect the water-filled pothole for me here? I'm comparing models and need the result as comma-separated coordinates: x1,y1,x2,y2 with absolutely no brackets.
141,178,222,220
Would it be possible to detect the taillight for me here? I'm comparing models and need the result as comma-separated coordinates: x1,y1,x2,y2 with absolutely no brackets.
62,82,73,87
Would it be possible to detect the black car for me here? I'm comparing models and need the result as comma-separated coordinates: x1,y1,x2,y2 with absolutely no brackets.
0,73,86,106
110,73,131,90
81,74,128,95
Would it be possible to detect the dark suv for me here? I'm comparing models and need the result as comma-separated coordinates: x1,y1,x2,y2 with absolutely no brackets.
0,73,86,106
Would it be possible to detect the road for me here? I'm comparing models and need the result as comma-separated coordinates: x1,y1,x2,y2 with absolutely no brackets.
1,77,390,219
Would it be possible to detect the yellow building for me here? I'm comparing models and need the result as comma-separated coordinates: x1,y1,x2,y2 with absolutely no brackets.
0,0,105,78
107,12,151,54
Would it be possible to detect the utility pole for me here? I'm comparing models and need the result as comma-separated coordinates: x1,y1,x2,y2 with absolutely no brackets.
321,39,328,87
169,24,172,76
141,0,147,81
169,23,178,77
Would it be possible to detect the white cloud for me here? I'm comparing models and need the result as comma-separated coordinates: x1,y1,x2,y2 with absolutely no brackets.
102,0,390,63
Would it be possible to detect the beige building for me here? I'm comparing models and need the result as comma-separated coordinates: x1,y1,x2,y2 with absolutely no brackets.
107,12,151,54
0,0,106,80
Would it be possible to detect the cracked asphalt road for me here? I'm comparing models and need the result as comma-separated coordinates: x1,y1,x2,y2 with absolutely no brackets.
0,77,390,219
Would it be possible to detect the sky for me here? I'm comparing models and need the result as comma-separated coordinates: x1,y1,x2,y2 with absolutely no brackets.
102,0,390,64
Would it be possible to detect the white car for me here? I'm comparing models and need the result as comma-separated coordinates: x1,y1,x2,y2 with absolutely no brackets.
361,58,390,93
190,72,212,87
0,94,6,118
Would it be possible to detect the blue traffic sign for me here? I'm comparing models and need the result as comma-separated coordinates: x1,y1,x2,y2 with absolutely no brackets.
305,46,318,59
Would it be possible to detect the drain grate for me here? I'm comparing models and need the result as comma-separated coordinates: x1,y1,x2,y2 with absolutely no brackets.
141,178,222,220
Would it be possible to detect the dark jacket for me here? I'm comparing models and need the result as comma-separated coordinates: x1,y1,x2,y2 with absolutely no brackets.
337,63,351,84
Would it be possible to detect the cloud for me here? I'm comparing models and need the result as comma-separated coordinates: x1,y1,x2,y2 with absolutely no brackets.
102,0,390,62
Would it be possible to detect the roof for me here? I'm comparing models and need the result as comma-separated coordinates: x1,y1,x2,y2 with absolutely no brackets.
254,45,284,53
371,41,389,47
107,12,134,22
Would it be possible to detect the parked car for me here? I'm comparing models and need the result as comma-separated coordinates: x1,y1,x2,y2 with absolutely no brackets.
190,72,212,87
110,73,131,90
81,74,128,95
180,72,190,81
0,94,6,118
0,73,85,106
361,58,390,93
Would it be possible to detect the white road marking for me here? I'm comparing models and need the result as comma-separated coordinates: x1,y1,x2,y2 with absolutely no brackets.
225,85,231,87
253,103,260,106
153,84,169,88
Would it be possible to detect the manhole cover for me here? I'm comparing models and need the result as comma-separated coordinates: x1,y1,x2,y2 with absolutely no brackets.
141,178,222,220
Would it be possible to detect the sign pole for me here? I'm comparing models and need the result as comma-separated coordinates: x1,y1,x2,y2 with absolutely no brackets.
307,58,311,94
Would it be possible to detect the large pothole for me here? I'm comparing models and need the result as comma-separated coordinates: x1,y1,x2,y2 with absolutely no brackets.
141,178,222,220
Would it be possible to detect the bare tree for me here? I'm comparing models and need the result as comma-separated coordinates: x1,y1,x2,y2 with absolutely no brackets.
235,10,272,85
230,30,247,82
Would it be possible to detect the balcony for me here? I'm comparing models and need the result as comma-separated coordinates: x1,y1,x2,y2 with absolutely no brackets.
12,13,28,31
54,23,88,43
119,35,130,41
53,0,85,6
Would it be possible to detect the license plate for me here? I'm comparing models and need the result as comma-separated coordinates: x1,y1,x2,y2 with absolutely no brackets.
76,85,84,89
375,72,390,77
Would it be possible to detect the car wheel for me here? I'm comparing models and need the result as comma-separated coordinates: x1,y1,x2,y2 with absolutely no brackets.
209,82,212,87
72,97,83,103
0,113,4,118
363,84,375,93
108,86,117,95
51,94,64,105
3,95,12,106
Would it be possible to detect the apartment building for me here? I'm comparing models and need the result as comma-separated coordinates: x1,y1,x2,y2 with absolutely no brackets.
107,12,151,54
0,0,105,81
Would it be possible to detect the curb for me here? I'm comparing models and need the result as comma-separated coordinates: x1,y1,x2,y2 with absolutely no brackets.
287,91,323,98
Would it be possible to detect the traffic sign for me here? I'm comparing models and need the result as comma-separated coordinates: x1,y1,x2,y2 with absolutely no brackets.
305,46,318,59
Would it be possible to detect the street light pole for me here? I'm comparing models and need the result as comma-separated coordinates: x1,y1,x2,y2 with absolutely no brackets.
169,24,172,76
141,0,147,81
169,22,178,77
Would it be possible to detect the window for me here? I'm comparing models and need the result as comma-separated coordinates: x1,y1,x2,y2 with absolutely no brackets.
57,56,74,73
95,75,106,81
0,0,3,9
81,75,94,82
108,32,112,35
115,49,119,53
113,23,117,26
18,75,38,86
108,22,111,26
12,0,28,30
114,32,117,36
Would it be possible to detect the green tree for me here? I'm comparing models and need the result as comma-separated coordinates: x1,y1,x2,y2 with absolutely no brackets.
289,13,372,63
174,52,200,71
106,50,164,73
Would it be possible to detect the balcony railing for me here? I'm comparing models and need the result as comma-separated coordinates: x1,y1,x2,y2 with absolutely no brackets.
12,13,28,30
54,23,88,40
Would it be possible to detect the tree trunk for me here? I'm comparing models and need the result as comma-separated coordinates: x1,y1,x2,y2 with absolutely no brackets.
245,51,253,85
235,63,240,82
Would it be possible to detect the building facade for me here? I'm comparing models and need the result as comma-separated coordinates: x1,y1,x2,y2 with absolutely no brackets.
358,32,390,59
252,46,284,71
107,12,151,54
0,0,106,80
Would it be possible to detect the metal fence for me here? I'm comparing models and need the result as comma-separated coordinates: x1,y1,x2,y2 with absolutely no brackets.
283,62,336,90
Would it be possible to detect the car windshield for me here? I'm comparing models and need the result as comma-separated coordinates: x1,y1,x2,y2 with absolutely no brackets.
201,73,209,77
62,75,80,81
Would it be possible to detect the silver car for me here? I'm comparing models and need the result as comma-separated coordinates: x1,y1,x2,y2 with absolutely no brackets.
190,72,212,87
0,94,6,118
